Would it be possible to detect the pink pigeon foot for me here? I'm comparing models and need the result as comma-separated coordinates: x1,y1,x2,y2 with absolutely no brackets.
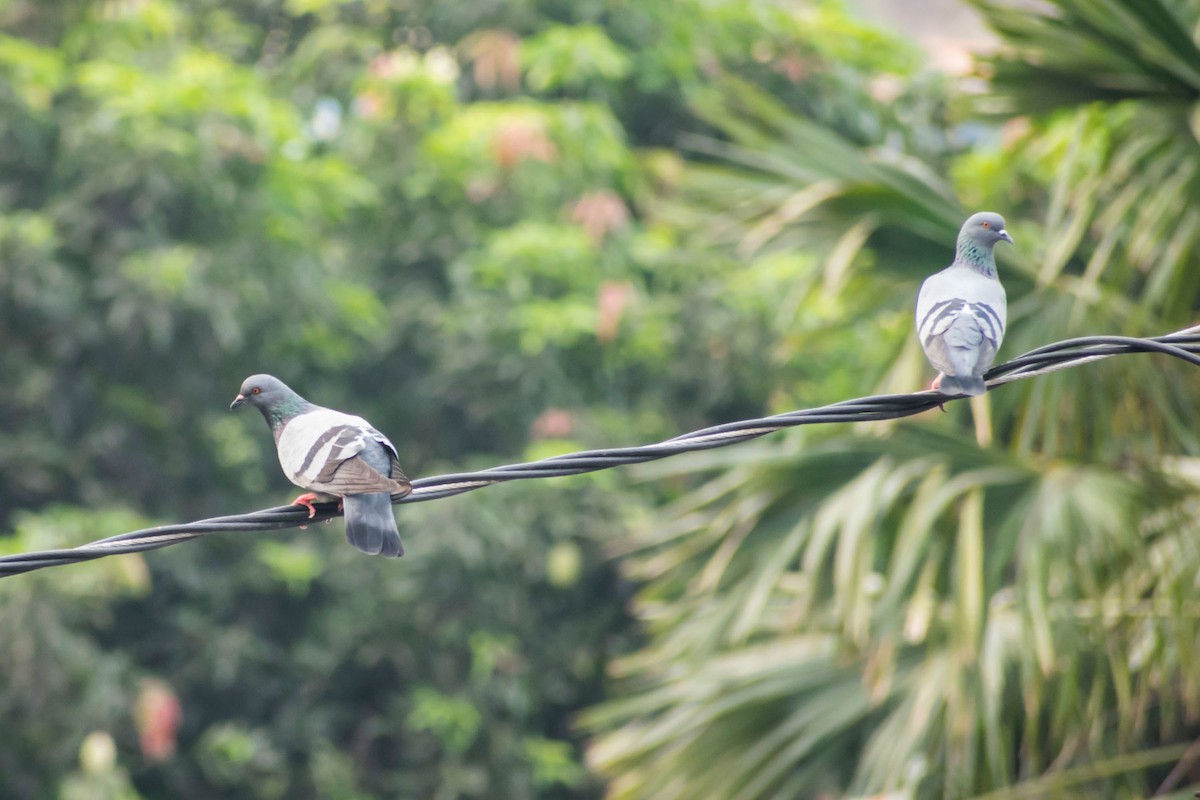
931,374,947,412
291,492,320,519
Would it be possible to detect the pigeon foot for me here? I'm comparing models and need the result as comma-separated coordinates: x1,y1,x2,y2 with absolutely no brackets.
291,492,320,519
931,374,947,412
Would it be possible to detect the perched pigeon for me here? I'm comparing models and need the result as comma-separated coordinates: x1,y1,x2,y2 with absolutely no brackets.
915,212,1012,397
230,374,411,557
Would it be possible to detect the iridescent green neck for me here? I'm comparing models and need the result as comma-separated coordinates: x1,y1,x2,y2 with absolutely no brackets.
264,395,311,434
955,236,998,278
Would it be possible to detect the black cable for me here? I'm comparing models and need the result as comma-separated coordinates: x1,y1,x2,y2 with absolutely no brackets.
3,329,1199,578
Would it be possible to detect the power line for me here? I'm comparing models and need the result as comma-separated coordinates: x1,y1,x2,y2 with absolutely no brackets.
3,327,1200,578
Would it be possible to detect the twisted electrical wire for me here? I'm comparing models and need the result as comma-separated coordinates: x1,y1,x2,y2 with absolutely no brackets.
3,326,1200,578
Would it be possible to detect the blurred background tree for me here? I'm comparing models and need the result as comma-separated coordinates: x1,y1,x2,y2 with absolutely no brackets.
2,0,1199,798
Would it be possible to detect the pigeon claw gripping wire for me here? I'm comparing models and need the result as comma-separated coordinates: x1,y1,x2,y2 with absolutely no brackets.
291,492,320,519
930,375,948,412
3,327,1200,577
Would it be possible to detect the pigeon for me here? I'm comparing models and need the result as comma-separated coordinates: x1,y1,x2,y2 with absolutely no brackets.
915,212,1012,397
230,374,411,557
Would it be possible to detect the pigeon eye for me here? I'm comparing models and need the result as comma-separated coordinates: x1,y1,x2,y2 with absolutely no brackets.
251,387,261,395
981,221,990,228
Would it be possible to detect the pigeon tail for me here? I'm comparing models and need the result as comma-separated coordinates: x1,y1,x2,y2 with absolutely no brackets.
343,493,403,557
936,373,987,397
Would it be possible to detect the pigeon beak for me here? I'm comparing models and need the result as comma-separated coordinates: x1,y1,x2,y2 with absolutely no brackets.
230,393,247,411
998,229,1014,245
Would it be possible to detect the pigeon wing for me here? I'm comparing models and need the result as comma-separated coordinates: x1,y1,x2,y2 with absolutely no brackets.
278,409,410,496
307,425,408,496
916,267,1006,377
314,451,405,494
364,427,412,493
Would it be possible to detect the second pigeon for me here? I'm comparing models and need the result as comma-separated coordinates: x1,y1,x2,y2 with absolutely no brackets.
915,212,1012,397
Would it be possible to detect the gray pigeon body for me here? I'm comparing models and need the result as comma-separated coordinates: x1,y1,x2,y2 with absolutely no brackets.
230,374,411,557
916,212,1012,397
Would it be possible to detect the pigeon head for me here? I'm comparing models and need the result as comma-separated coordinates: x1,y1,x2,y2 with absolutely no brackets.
961,212,1013,248
955,212,1013,275
230,374,311,429
231,373,289,411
